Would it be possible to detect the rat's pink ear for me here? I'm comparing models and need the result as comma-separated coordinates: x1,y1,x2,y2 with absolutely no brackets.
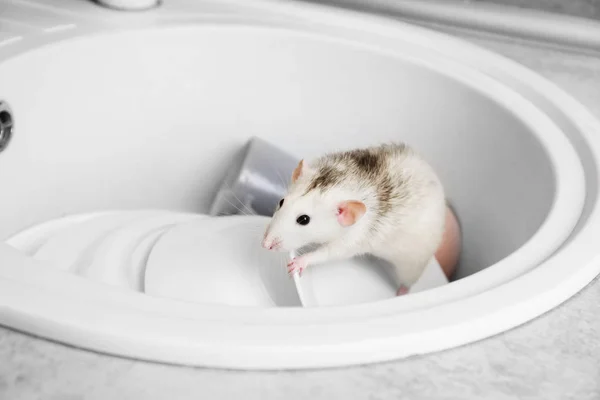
337,201,366,226
291,159,309,183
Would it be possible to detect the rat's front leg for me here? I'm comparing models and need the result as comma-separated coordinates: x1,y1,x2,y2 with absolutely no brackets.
287,241,360,277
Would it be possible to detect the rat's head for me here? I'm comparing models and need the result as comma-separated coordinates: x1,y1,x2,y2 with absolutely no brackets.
261,159,366,251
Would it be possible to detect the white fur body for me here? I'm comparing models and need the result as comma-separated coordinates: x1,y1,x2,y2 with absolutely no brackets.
262,143,446,289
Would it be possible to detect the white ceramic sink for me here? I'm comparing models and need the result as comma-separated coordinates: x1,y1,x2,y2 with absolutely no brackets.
0,0,599,370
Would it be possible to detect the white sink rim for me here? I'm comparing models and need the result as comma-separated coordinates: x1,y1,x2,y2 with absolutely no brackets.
0,2,598,370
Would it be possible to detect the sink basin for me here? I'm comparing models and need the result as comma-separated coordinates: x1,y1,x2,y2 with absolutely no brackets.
0,0,598,370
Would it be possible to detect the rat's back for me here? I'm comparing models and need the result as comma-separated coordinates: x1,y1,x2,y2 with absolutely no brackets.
311,142,446,288
310,142,444,222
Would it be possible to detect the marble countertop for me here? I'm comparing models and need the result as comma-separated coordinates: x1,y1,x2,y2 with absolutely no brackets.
1,21,600,400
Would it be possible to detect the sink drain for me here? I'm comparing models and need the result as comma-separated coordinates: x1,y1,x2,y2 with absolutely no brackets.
0,101,13,152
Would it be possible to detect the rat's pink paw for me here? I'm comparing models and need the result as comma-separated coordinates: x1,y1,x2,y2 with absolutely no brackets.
287,257,308,277
396,285,409,296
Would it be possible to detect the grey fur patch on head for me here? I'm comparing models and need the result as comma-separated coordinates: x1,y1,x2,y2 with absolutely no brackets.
305,142,412,217
305,164,344,192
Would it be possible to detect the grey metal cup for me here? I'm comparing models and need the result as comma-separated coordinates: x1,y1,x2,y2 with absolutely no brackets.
209,137,300,217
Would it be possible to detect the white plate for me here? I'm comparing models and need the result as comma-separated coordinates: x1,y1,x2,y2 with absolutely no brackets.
293,253,448,307
144,215,302,307
82,211,203,290
31,211,163,272
6,211,117,255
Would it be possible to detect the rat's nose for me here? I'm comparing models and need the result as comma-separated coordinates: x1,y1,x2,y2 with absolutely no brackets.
261,235,280,251
261,235,272,249
262,228,273,250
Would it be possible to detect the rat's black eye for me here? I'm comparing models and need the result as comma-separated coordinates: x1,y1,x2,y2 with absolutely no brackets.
296,215,310,225
279,198,284,208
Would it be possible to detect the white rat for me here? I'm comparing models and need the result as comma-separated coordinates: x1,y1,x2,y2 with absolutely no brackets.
261,142,446,295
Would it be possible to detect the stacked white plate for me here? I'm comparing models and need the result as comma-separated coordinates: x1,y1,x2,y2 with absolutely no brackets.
7,211,448,307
